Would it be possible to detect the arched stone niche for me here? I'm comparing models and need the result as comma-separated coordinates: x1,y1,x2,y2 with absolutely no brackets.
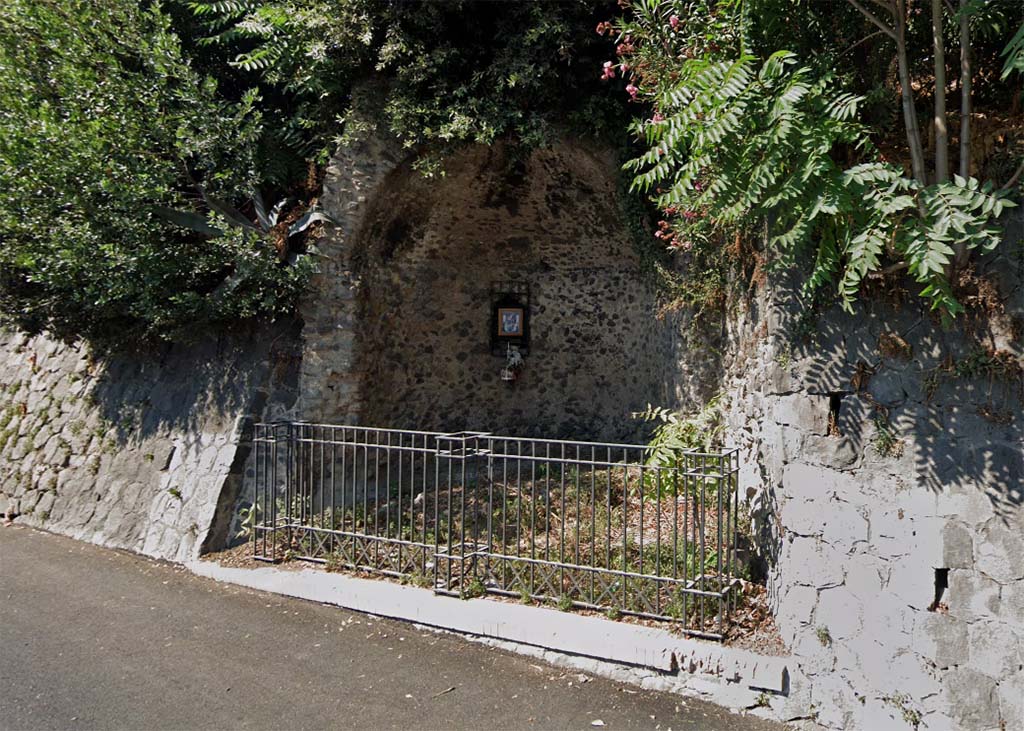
310,139,671,440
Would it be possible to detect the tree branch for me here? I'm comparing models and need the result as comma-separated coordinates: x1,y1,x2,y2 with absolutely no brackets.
842,29,886,56
868,261,910,278
867,0,897,14
845,0,898,41
999,159,1024,192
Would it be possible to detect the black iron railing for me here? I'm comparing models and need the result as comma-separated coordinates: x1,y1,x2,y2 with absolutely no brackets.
249,423,741,639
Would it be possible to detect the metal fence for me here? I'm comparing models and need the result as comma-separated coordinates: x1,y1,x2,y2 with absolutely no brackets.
249,422,742,640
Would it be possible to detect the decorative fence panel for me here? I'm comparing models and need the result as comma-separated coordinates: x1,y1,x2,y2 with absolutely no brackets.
250,423,741,640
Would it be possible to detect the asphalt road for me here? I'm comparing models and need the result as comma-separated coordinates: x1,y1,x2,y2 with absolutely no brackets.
0,526,782,731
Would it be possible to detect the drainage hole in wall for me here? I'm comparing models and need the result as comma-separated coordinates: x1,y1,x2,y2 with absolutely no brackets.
929,568,949,612
827,393,846,436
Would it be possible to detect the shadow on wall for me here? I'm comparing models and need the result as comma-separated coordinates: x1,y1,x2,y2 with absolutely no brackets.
88,320,302,447
777,232,1024,524
344,142,673,442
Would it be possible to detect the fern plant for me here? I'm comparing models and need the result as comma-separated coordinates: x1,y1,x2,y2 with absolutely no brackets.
633,397,724,469
621,10,1015,318
1002,22,1024,79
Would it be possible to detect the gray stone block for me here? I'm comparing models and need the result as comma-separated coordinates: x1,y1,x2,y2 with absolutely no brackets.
774,394,829,434
815,587,863,641
967,620,1022,678
914,611,969,668
999,580,1024,623
997,666,1024,731
867,369,907,406
942,521,975,569
785,537,845,588
801,435,860,470
943,667,1000,731
947,569,1002,621
976,518,1024,583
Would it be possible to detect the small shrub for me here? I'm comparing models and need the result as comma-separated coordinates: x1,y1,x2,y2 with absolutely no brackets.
816,626,832,646
463,578,486,600
883,693,923,730
872,415,904,458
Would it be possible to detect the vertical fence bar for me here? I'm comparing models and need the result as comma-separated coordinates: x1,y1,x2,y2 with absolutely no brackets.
589,445,596,604
716,454,724,634
396,431,403,571
329,426,337,556
459,437,467,594
561,442,569,602
614,450,622,610
655,467,662,616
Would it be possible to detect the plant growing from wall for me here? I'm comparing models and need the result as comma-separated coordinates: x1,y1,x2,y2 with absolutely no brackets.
871,414,905,458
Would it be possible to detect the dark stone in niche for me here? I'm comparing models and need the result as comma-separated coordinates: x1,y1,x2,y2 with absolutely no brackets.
504,236,531,252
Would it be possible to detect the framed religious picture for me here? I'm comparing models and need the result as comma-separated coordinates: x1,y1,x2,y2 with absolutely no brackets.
490,282,530,355
497,306,525,338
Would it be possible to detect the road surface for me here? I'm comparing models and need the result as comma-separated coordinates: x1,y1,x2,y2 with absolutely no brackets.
0,526,782,730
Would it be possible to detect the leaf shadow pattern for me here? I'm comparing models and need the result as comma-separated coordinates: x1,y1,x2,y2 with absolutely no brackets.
88,320,301,448
774,231,1024,527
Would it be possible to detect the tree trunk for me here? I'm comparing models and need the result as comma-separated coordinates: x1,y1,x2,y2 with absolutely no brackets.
897,0,928,185
932,0,948,183
956,0,971,265
959,1,971,178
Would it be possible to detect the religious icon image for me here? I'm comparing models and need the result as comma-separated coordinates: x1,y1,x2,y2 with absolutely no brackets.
497,307,524,337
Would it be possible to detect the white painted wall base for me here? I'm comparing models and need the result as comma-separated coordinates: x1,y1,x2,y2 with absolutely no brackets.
188,560,801,725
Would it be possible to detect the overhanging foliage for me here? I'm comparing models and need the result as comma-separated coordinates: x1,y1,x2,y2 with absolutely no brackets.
0,0,309,348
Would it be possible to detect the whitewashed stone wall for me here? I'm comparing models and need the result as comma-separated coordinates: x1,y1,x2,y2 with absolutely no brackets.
718,211,1024,729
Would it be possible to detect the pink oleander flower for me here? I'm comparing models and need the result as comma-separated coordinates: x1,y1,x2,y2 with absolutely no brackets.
625,83,638,99
652,112,664,122
669,15,679,29
601,61,615,80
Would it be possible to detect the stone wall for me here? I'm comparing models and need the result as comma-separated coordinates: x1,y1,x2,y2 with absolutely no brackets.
351,144,671,439
4,113,1023,730
298,131,673,440
0,325,299,561
718,211,1024,729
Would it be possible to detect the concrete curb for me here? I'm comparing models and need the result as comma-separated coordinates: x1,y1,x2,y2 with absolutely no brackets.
187,560,791,700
